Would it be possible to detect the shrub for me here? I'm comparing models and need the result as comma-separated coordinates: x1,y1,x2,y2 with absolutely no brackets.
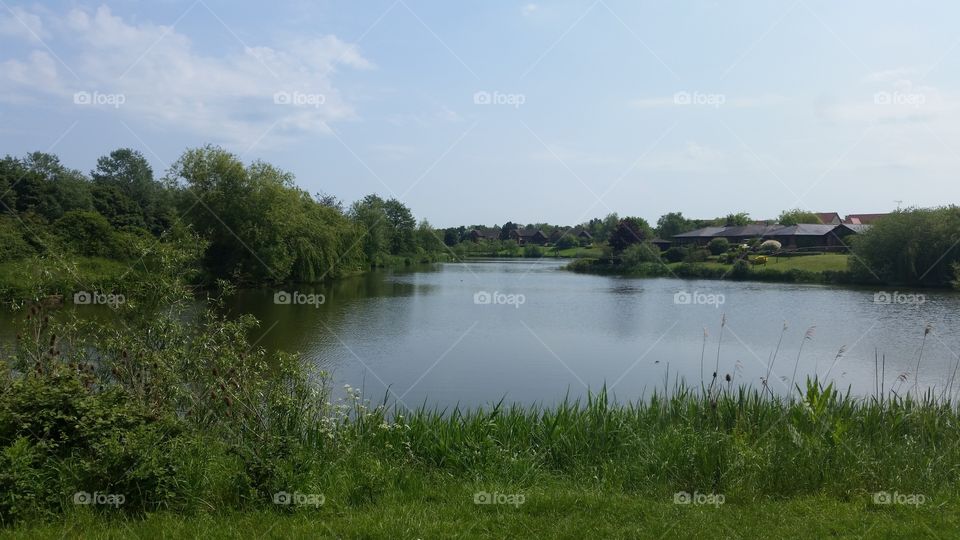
683,248,710,263
759,240,781,254
52,211,118,258
523,245,543,258
752,255,768,266
707,237,730,255
662,247,686,263
0,218,34,263
620,242,660,268
731,259,751,279
555,234,578,250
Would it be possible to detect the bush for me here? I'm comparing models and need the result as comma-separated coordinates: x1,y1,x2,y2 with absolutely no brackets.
851,207,960,286
731,259,751,279
555,234,578,250
707,237,730,255
717,252,738,264
523,245,543,258
759,240,781,254
662,247,686,263
621,242,660,267
52,211,118,258
683,248,710,263
0,218,34,263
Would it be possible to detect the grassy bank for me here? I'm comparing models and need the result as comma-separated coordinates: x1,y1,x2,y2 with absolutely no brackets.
569,253,858,285
3,276,957,536
5,492,953,539
0,256,140,303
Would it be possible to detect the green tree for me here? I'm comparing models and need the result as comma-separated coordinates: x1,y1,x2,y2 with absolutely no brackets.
499,221,519,241
350,195,390,266
778,209,821,226
383,198,416,255
722,212,751,226
851,207,960,286
707,237,730,255
621,242,660,267
608,217,652,252
655,212,693,239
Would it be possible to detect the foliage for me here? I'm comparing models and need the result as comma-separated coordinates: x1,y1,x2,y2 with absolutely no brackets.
523,245,543,258
759,240,782,253
683,248,710,263
778,209,822,226
707,237,730,255
662,246,686,263
655,212,693,239
850,207,960,286
608,217,652,252
620,242,661,267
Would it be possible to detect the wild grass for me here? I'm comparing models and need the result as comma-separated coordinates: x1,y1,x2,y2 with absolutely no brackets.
2,280,959,532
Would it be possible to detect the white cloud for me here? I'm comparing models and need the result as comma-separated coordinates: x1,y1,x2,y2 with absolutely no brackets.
0,6,49,43
522,4,538,16
0,5,372,146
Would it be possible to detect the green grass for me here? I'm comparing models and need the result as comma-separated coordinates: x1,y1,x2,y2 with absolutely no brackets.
695,253,850,273
4,491,954,539
0,256,136,302
4,294,959,536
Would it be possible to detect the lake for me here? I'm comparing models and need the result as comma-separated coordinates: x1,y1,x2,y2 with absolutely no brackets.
216,258,960,408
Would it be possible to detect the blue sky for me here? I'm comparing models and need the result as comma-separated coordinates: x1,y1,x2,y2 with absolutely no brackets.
2,1,960,227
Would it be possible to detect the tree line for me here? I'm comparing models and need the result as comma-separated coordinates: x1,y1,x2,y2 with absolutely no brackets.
0,146,448,287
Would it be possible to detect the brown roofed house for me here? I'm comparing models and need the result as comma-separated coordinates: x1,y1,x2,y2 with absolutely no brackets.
844,213,888,225
814,212,842,225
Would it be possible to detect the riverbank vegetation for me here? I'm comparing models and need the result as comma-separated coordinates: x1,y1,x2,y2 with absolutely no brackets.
0,147,451,303
2,262,959,535
567,207,960,288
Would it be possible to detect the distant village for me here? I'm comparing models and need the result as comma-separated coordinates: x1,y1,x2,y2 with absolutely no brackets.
458,212,888,251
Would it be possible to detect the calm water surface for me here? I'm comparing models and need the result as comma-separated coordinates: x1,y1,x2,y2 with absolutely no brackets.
221,259,960,408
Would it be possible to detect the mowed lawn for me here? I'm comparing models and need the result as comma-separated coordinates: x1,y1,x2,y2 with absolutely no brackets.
694,253,850,273
4,490,953,539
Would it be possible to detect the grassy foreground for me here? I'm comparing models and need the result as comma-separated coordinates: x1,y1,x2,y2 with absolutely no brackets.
2,274,958,537
4,491,953,539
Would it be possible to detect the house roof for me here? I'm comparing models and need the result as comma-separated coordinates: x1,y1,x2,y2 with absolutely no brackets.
768,224,838,236
814,212,841,224
469,228,499,238
673,226,728,238
844,213,888,225
838,223,872,233
720,224,781,237
674,222,870,240
513,229,545,238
